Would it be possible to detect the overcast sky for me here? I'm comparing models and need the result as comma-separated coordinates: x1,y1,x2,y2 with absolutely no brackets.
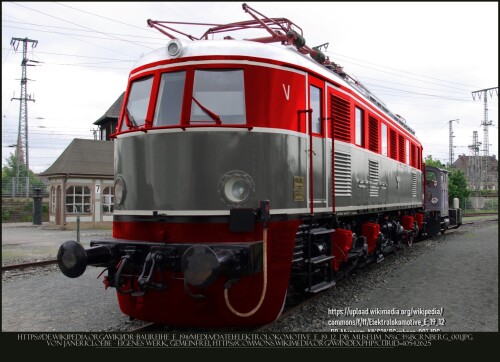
2,1,498,174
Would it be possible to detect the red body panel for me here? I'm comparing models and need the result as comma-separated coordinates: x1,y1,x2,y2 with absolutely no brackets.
331,229,353,271
401,215,415,231
362,223,380,255
415,212,424,231
112,219,300,326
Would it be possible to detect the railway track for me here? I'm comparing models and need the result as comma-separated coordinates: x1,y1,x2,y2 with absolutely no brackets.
462,212,498,217
1,258,57,272
4,216,495,273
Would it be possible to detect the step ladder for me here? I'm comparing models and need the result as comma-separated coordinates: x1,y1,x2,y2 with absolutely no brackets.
304,227,336,293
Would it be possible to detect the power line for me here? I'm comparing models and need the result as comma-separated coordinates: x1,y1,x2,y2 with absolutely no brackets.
2,25,165,46
53,2,161,34
326,51,479,91
10,2,154,50
2,19,165,40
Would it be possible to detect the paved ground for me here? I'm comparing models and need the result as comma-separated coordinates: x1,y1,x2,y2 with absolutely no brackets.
2,222,112,265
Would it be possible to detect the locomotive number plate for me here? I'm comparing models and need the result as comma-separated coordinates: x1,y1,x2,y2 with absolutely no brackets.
293,176,305,201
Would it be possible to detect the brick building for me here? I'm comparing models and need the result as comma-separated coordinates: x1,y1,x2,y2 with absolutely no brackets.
453,154,498,190
40,93,123,228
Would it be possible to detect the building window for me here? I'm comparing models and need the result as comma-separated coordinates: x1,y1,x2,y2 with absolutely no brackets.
355,107,364,146
51,187,56,213
65,186,91,214
102,187,114,213
310,85,322,134
381,123,388,156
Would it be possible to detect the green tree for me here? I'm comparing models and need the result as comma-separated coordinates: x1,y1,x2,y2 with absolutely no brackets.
2,153,46,196
448,169,470,208
423,155,445,168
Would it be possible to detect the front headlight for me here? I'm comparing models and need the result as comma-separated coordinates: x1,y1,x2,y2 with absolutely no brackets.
166,39,183,58
114,175,127,206
218,170,255,206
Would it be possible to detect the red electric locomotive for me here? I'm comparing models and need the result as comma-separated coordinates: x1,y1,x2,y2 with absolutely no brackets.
57,3,460,327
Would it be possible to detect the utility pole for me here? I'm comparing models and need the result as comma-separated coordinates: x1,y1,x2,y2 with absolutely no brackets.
91,127,99,140
468,131,481,191
10,37,39,196
471,87,498,189
448,119,459,167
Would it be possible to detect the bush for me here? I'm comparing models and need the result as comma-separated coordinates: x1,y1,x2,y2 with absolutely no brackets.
2,209,10,222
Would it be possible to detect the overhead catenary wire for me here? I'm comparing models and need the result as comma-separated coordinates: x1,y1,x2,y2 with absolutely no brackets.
2,2,497,173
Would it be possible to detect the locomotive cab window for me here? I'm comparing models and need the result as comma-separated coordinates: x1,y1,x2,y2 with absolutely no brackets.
121,75,154,131
310,85,322,134
405,139,410,165
355,107,364,146
153,71,186,126
381,123,388,156
190,69,246,124
426,170,437,187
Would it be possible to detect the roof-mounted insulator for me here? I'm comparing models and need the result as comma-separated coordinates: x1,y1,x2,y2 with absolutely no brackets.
286,30,306,48
311,46,326,64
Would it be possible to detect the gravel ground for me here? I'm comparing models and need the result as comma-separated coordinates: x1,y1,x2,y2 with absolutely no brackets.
1,217,498,333
262,220,498,332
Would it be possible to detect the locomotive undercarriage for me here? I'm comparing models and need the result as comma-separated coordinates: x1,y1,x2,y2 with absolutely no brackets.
424,211,452,236
288,210,420,299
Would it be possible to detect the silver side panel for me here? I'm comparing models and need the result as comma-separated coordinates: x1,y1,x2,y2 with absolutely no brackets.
334,141,423,213
115,131,422,215
115,130,308,212
312,137,328,207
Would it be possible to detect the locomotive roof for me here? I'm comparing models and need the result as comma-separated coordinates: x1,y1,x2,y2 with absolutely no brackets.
132,39,305,75
131,38,416,139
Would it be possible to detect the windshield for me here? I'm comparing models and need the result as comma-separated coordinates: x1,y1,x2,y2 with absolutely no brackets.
120,68,247,132
153,71,186,126
190,69,246,124
121,75,153,131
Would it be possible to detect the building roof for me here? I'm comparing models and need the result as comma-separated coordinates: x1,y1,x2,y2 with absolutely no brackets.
93,92,125,126
40,139,113,177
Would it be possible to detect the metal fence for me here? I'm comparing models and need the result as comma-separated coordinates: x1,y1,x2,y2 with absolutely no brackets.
463,196,498,212
2,177,49,198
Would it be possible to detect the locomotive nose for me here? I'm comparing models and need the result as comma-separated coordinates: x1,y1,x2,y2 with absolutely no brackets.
181,245,236,288
57,240,114,278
